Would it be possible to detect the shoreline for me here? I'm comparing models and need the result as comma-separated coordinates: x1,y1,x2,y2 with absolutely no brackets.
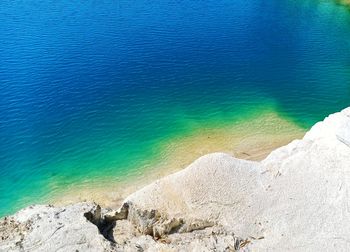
0,107,350,251
2,107,349,251
50,110,306,210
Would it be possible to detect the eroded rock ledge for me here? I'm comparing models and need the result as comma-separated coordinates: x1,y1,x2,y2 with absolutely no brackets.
1,107,350,251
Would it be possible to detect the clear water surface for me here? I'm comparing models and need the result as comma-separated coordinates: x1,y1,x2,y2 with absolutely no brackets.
0,0,350,216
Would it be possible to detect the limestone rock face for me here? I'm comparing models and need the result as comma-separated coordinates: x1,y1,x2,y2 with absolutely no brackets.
124,153,262,238
1,107,350,251
0,203,113,252
253,107,350,251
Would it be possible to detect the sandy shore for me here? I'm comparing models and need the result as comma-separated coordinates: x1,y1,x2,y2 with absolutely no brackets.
50,111,306,210
3,107,349,252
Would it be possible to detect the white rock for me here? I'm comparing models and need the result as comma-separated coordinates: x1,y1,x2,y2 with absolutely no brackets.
0,203,113,252
1,107,350,251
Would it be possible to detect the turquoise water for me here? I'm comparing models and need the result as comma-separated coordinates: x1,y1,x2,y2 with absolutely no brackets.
1,0,350,216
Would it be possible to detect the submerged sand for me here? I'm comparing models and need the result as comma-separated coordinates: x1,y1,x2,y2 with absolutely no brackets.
50,110,306,209
3,107,350,251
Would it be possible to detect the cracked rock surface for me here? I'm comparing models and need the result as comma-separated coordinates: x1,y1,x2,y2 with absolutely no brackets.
1,107,350,251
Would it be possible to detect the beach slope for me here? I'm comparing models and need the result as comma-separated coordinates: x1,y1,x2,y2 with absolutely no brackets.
1,107,350,251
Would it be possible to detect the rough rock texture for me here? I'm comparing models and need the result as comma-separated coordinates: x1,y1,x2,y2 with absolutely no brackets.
1,107,350,251
0,203,114,252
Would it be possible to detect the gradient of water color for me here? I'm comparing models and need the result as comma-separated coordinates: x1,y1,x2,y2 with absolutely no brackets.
1,0,350,216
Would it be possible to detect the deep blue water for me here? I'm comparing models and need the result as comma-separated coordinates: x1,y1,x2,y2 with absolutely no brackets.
0,0,350,216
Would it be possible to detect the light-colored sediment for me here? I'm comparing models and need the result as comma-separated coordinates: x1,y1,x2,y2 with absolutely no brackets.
51,111,305,210
1,107,350,251
339,0,350,6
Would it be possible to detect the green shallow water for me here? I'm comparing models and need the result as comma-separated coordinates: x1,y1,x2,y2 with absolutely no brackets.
1,0,350,216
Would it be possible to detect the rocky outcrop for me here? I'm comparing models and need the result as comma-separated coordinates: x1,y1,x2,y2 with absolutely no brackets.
0,203,114,252
1,107,350,251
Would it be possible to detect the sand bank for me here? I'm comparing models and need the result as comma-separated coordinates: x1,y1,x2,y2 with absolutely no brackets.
3,107,350,251
50,110,306,209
